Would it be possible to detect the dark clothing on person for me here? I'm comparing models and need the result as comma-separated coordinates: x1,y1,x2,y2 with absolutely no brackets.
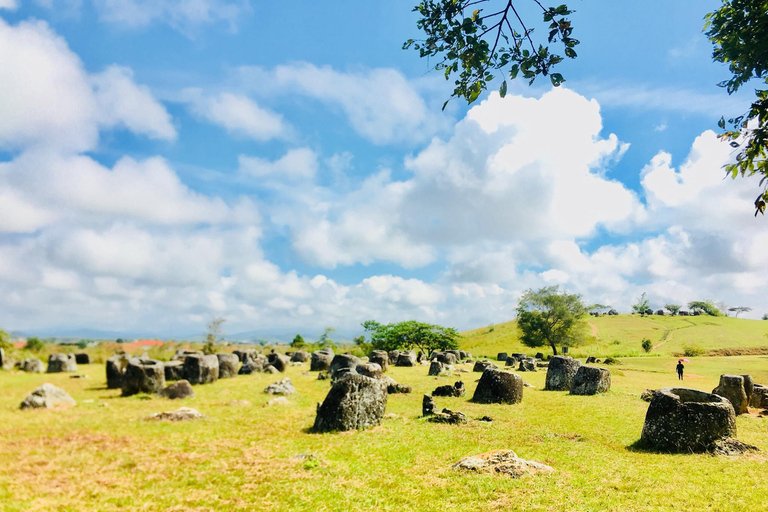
676,363,684,380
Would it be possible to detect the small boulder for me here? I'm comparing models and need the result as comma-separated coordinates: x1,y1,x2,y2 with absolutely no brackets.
47,353,77,373
535,352,545,360
422,394,437,416
713,375,749,415
368,350,389,372
312,374,387,432
20,383,76,409
497,352,508,361
184,354,219,385
267,353,290,373
171,349,203,361
17,358,44,373
122,359,166,396
428,408,468,424
585,356,597,364
472,368,523,404
264,365,279,374
453,450,554,478
544,356,582,391
641,387,736,452
428,361,445,376
504,357,518,367
216,353,240,379
106,354,130,389
433,381,465,398
741,374,754,404
146,407,203,421
472,360,497,373
239,358,266,375
356,362,382,379
382,376,412,394
310,349,334,372
264,377,296,395
290,350,310,363
329,354,360,379
396,351,417,367
387,350,400,366
164,360,185,381
750,384,768,408
517,358,536,372
570,366,611,395
158,380,195,399
74,353,90,365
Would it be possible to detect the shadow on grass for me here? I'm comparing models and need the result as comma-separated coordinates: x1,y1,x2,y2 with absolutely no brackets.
625,439,700,455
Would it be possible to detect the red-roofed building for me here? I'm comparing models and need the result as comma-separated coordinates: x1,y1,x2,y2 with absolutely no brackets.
128,339,164,348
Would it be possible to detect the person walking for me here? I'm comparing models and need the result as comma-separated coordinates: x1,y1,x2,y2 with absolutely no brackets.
676,360,684,380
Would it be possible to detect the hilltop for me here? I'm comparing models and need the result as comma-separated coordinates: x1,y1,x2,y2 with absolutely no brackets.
460,314,768,358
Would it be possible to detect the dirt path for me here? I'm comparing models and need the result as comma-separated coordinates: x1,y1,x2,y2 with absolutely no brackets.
587,322,598,338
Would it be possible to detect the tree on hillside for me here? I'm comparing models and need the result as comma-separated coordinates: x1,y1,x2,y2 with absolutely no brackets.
588,304,610,313
203,317,226,355
362,320,460,354
665,304,681,316
632,293,650,317
317,327,336,348
688,300,722,316
407,1,768,214
728,306,752,317
291,334,306,348
515,285,587,355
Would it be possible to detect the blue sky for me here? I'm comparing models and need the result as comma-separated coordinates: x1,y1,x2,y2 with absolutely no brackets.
0,0,766,338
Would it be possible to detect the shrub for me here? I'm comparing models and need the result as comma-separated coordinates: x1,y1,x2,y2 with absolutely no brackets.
682,344,705,357
641,338,652,353
24,337,45,352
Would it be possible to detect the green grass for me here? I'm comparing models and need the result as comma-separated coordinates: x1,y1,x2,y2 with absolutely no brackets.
2,353,768,511
460,314,768,358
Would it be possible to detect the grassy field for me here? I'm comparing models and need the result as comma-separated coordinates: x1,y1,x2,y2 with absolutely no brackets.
2,351,768,511
462,314,768,358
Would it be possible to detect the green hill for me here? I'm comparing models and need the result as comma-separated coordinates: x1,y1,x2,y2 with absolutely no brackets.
460,314,768,358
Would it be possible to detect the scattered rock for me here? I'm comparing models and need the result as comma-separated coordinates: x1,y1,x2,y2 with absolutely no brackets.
122,359,166,396
264,365,279,374
741,374,754,405
710,438,760,456
74,353,90,365
267,353,291,373
69,374,88,379
712,375,749,415
264,377,296,395
497,352,508,361
422,394,437,416
603,357,620,365
17,358,44,373
517,358,537,372
585,356,597,364
158,380,195,399
239,357,266,375
428,361,445,376
750,383,768,408
164,360,185,381
47,353,77,373
453,450,554,478
428,408,468,424
505,357,518,367
476,415,493,422
640,387,736,452
396,351,417,367
472,360,497,373
106,354,130,389
472,368,523,404
312,374,387,432
570,366,611,395
310,348,334,372
216,353,240,379
290,350,310,363
146,407,203,421
266,397,289,406
381,376,411,394
20,383,76,409
172,349,203,361
368,350,389,372
184,354,220,385
544,356,582,391
330,354,360,379
433,381,465,398
640,389,658,402
356,362,383,379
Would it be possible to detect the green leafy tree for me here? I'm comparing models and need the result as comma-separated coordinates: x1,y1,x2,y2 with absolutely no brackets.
404,1,578,107
362,320,460,354
632,293,650,317
115,338,125,344
203,317,226,355
706,1,768,215
24,337,45,352
641,338,653,353
515,285,588,355
665,304,681,316
688,300,722,316
291,334,306,349
317,327,336,348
